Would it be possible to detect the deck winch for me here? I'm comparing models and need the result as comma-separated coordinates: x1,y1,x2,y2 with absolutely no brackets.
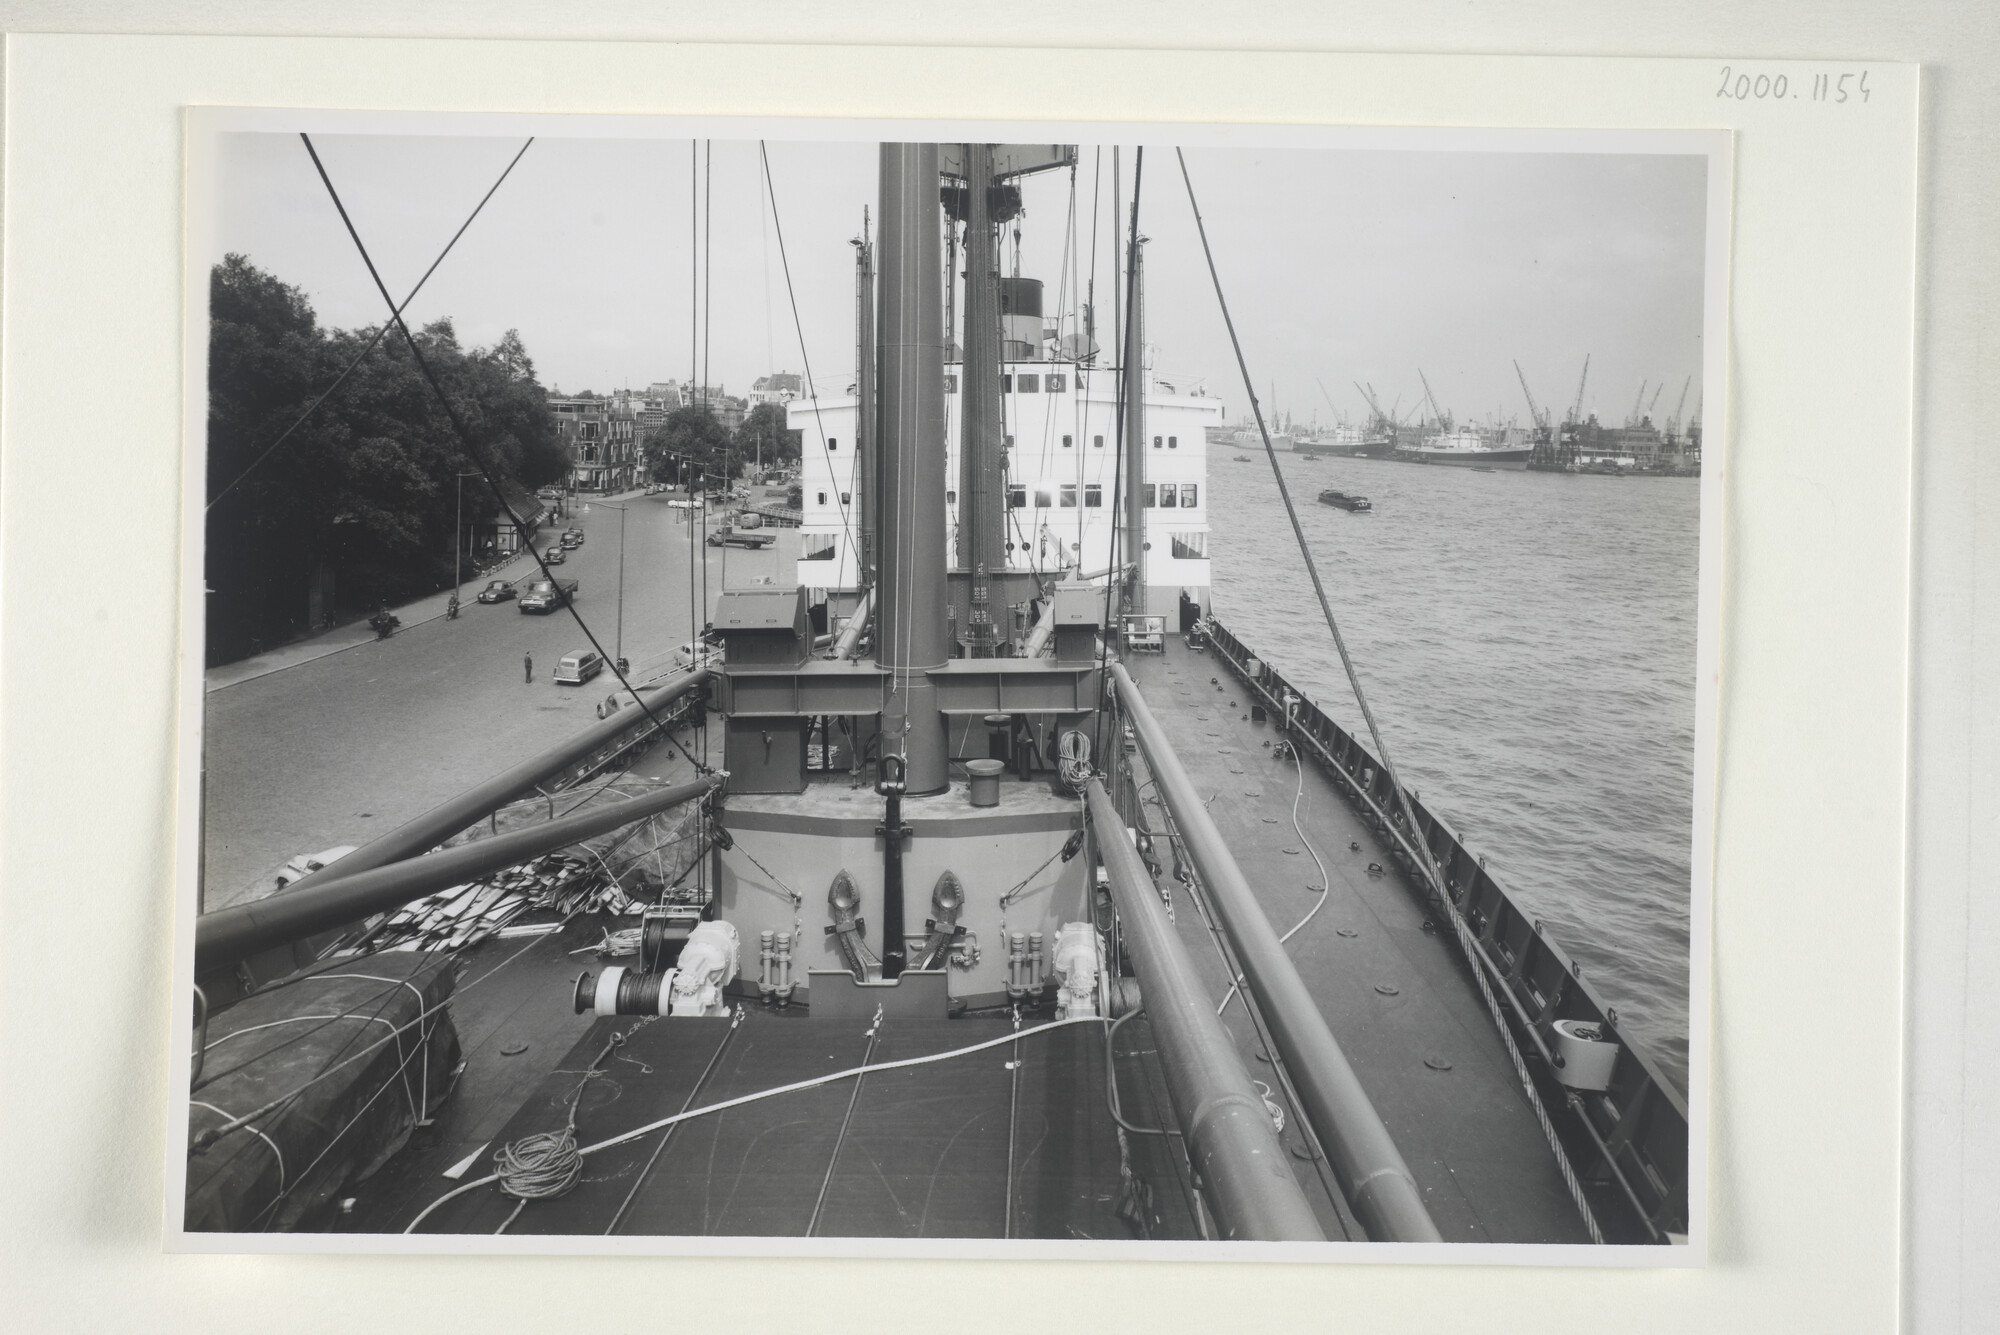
574,921,740,1017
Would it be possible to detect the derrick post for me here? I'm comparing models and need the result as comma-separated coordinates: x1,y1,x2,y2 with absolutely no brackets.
873,142,950,796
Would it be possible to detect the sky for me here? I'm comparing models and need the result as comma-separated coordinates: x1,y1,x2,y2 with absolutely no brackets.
205,131,1709,431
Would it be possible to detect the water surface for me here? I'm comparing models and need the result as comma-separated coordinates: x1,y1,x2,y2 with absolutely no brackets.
1208,455,1698,1091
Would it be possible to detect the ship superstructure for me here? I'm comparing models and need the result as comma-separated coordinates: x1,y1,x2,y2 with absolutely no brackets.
791,309,1221,629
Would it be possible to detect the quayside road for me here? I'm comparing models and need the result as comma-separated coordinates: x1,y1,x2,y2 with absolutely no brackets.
200,488,796,911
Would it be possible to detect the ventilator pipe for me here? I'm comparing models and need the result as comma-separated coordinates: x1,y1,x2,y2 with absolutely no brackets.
1085,780,1324,1241
194,775,722,973
1110,663,1442,1243
275,669,712,899
831,587,875,659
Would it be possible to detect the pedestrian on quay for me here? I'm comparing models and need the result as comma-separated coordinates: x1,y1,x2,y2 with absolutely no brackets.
524,650,534,683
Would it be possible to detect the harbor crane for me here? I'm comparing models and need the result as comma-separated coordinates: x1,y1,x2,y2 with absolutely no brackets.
1513,359,1551,432
1628,380,1648,429
1417,368,1450,430
1569,354,1591,425
1317,377,1346,425
1648,382,1665,419
1357,380,1414,428
1669,376,1691,438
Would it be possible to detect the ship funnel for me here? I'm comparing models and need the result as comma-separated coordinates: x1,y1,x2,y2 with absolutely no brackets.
999,276,1044,361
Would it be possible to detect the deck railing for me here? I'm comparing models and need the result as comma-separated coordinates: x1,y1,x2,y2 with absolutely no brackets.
1204,615,1691,1244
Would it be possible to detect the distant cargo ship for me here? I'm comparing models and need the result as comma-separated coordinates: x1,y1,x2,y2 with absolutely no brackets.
1396,425,1531,469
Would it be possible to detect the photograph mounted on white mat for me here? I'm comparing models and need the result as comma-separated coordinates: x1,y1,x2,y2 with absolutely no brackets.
174,112,1723,1259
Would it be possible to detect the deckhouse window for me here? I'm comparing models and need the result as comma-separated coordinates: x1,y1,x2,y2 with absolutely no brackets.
1059,484,1077,507
1084,484,1102,507
1180,483,1198,507
1001,375,1012,392
1141,483,1156,507
1153,435,1163,449
1159,485,1178,508
1168,435,1178,448
1062,434,1074,448
1035,488,1053,508
1171,532,1207,560
816,491,827,505
1093,434,1105,448
1018,374,1040,393
1045,374,1068,392
1008,485,1027,508
827,438,839,450
801,533,836,561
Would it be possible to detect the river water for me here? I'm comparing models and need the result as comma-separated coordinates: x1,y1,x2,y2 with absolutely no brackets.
1207,454,1697,1093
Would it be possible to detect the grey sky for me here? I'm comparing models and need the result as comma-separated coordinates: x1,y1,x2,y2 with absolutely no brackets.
206,131,1706,430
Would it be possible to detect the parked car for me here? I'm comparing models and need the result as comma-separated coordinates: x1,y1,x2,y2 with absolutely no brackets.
543,545,566,565
476,579,515,604
562,528,585,547
674,641,724,671
519,578,578,613
272,844,356,892
553,649,605,685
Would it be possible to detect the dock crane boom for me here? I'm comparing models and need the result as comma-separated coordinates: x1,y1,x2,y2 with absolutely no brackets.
1353,380,1383,421
1670,376,1691,437
1417,368,1448,429
1317,377,1346,423
1513,359,1549,431
1647,382,1664,418
1570,354,1590,424
1628,380,1648,428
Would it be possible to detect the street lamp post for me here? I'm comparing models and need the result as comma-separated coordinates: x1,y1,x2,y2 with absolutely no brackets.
599,500,629,670
454,470,481,610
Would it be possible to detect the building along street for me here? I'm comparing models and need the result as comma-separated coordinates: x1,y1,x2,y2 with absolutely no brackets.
200,488,797,911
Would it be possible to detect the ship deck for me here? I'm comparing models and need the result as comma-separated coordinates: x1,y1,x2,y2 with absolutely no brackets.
1120,635,1592,1243
334,636,1591,1244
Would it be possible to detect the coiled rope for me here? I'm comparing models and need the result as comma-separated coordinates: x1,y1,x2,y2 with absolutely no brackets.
491,1028,639,1233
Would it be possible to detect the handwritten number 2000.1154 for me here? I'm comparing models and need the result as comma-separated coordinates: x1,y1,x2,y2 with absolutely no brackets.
1717,66,1871,103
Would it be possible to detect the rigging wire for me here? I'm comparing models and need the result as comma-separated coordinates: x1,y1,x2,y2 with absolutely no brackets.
602,1008,741,1234
1172,146,1604,1245
756,141,858,570
206,137,536,513
296,134,709,780
1092,146,1140,762
402,1015,1108,1233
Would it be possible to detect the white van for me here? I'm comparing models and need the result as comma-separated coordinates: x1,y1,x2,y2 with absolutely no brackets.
553,650,605,685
